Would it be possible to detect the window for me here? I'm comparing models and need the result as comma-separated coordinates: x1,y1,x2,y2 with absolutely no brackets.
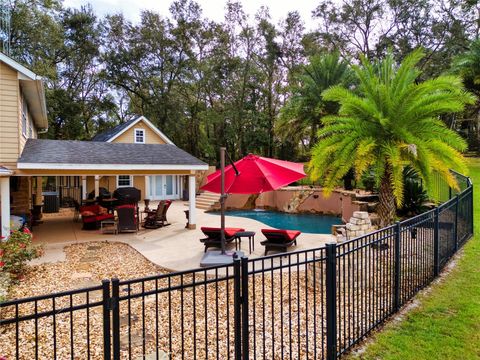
21,97,28,137
28,115,33,138
134,129,145,143
117,175,132,187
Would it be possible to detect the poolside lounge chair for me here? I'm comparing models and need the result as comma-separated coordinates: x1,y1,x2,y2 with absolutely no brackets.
116,204,139,233
200,227,245,252
142,200,172,229
260,229,301,255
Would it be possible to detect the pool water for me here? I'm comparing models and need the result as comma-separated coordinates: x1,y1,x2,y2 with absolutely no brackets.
213,209,342,234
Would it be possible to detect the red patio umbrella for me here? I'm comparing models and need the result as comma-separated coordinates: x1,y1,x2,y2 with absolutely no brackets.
200,149,306,258
201,154,306,194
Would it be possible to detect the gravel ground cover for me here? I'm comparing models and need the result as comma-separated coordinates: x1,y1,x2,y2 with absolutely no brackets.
0,241,325,359
0,232,444,359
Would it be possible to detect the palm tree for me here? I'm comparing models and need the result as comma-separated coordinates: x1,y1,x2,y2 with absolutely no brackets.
309,49,475,226
452,39,480,92
276,52,354,156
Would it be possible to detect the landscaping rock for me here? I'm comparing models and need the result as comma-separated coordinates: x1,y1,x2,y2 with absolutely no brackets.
353,211,369,219
346,223,360,231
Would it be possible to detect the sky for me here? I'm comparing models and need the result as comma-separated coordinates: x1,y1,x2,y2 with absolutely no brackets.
63,0,320,29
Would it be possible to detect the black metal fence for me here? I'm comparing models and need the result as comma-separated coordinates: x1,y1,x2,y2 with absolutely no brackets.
0,173,473,359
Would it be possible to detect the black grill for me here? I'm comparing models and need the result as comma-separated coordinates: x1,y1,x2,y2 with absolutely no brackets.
113,187,141,205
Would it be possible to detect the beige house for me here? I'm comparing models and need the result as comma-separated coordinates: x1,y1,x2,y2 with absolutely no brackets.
87,115,186,202
0,52,207,238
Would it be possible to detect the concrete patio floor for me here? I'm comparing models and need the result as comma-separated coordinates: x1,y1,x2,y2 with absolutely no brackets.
31,201,335,272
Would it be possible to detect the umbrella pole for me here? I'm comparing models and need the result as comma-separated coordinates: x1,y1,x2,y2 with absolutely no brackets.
220,147,227,254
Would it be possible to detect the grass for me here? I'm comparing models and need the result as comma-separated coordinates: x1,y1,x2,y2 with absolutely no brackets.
349,158,480,360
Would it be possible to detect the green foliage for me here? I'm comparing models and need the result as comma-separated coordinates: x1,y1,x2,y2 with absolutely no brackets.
0,228,42,281
309,49,474,223
348,158,480,360
4,0,480,161
276,52,354,156
398,167,429,216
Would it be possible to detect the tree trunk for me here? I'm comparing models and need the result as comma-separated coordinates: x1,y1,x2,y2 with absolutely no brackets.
377,167,396,227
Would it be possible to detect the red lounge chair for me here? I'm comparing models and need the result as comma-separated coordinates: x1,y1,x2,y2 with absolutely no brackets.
260,229,301,255
200,227,245,252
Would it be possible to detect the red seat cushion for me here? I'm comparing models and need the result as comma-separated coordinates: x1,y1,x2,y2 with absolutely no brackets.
80,205,100,213
82,216,98,223
201,227,245,238
261,229,301,242
96,214,115,222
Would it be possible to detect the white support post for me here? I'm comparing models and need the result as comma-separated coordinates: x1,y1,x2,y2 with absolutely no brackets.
82,176,87,200
188,175,196,229
145,176,150,200
1,177,11,239
94,176,100,198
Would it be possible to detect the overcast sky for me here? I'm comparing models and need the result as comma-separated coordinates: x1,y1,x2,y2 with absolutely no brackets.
63,0,320,29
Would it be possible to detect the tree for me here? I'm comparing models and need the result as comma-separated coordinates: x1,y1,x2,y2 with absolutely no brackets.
452,38,480,151
276,52,354,159
309,49,474,226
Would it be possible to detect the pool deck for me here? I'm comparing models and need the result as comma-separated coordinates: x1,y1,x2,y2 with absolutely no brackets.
31,201,336,272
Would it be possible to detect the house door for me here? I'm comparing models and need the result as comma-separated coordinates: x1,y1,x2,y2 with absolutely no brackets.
148,175,181,200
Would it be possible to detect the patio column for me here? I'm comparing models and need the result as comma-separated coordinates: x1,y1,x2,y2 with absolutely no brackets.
188,175,196,229
1,177,10,239
94,176,100,198
35,176,43,205
82,176,87,200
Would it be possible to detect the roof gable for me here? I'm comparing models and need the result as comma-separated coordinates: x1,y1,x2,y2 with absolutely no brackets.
92,116,174,145
0,52,38,80
0,52,48,130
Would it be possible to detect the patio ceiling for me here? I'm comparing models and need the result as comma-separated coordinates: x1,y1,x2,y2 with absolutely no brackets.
15,139,208,176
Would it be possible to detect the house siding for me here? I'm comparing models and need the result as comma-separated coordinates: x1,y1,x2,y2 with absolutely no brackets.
111,120,166,144
0,62,20,167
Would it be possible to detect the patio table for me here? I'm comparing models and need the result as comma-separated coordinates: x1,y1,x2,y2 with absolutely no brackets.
101,219,118,235
235,231,256,254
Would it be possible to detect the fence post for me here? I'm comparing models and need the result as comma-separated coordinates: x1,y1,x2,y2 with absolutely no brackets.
393,222,401,311
233,258,242,360
470,185,474,236
434,207,440,277
241,257,249,360
111,278,120,360
326,243,337,360
102,280,111,360
454,195,459,252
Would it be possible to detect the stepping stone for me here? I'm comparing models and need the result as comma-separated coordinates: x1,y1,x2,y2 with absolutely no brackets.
76,279,99,288
89,290,103,301
144,295,156,304
135,351,169,360
71,272,93,280
119,314,139,326
76,263,92,271
120,333,154,350
87,245,103,250
79,256,99,263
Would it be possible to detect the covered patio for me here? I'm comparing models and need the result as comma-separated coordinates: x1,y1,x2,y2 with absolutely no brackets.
31,200,335,271
0,138,208,238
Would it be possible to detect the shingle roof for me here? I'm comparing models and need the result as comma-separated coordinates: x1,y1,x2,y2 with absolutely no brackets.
18,139,207,166
91,118,138,142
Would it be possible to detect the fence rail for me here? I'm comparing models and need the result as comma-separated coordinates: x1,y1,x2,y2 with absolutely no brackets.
1,171,474,359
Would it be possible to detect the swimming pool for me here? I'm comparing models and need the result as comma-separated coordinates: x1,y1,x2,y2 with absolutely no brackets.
213,209,342,234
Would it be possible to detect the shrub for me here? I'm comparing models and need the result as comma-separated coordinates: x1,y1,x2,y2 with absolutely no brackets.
398,167,429,216
0,228,42,280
